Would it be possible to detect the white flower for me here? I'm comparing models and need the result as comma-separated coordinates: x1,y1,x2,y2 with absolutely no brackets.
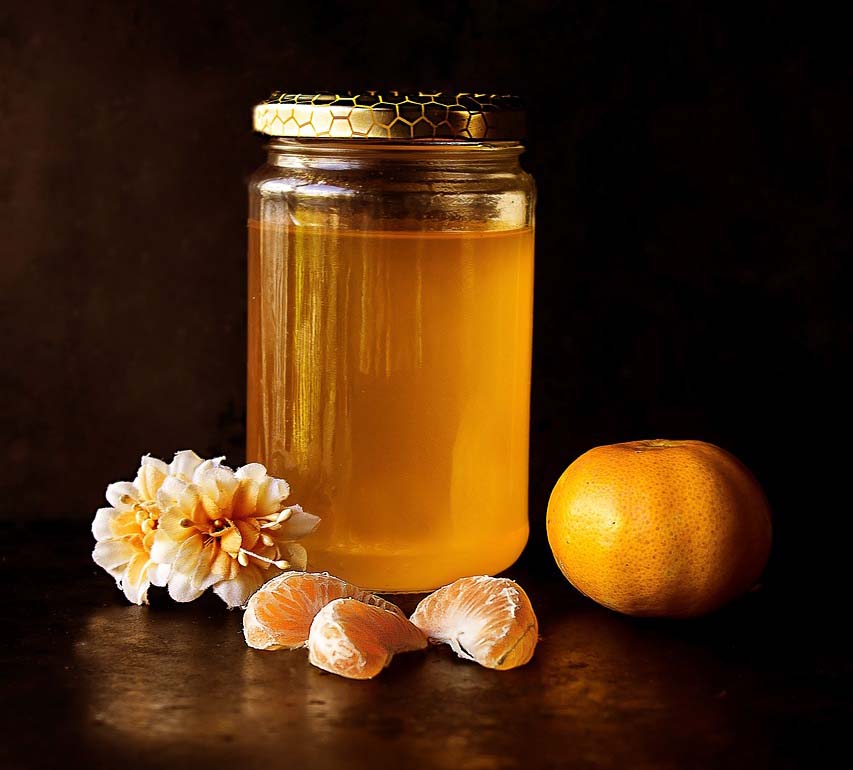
92,450,320,608
91,454,174,604
150,455,320,608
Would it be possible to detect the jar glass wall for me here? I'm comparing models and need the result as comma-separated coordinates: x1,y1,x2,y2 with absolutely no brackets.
248,96,535,592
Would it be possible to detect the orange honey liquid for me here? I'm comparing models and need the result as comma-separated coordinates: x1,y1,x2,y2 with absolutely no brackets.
247,222,534,591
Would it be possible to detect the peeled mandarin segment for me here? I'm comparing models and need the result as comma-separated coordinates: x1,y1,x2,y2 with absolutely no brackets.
410,576,539,671
243,571,405,651
308,598,428,680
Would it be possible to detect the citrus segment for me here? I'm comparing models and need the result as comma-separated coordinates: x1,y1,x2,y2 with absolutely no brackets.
546,439,773,617
308,598,428,680
243,571,404,650
409,576,538,670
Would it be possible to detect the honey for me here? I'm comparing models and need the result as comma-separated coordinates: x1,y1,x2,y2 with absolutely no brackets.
248,223,534,591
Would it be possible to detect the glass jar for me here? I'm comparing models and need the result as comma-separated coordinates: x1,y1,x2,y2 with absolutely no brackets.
247,93,535,591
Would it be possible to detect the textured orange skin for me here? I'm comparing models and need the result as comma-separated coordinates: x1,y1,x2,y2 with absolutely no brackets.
546,440,772,618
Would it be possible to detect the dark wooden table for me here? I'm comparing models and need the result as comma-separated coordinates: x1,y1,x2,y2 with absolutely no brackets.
1,524,848,770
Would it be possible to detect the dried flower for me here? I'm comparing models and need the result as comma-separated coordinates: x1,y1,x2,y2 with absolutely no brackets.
91,454,174,605
92,451,319,608
151,454,319,607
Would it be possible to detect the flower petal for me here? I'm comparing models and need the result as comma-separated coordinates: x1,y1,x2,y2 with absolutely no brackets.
142,529,157,552
155,475,182,506
167,570,205,603
212,565,266,609
93,539,135,578
276,505,321,541
150,532,177,565
256,477,291,517
192,542,224,591
172,533,205,576
122,554,151,605
235,518,260,551
159,481,209,532
92,507,119,541
169,449,205,481
235,463,268,482
135,455,169,500
109,510,143,538
149,562,172,587
281,542,308,571
105,481,138,510
209,548,237,583
219,525,243,556
193,456,228,479
157,508,197,544
197,465,239,515
231,479,260,520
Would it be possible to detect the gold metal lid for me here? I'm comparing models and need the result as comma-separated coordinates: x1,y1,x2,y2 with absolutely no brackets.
253,92,525,141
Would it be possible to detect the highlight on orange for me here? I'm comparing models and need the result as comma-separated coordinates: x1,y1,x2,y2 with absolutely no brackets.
546,439,772,618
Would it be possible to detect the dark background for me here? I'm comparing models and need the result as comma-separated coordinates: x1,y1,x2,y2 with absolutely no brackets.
1,1,850,596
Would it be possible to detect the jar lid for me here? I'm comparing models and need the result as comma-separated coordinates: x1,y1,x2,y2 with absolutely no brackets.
253,92,525,141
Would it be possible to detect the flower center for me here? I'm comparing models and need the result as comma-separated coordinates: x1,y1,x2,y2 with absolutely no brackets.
133,501,160,534
208,518,232,537
181,511,295,571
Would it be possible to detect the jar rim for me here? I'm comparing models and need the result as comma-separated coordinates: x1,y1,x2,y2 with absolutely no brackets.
264,138,526,165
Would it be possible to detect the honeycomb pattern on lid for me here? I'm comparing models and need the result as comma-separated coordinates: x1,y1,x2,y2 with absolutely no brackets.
253,92,525,141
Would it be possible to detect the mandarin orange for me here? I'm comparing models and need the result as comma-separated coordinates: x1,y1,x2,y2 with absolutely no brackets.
410,576,538,670
546,439,772,617
308,598,428,679
243,571,404,650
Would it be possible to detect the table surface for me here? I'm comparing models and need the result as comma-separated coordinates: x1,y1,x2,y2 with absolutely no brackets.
1,524,849,770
